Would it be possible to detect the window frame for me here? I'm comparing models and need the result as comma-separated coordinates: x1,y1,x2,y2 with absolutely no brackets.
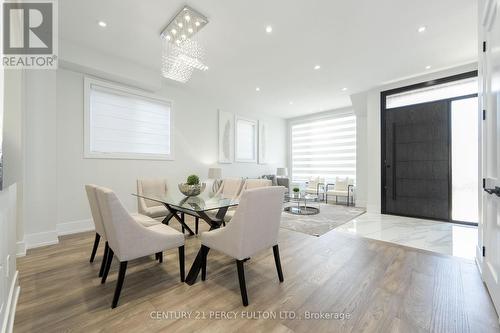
83,77,174,161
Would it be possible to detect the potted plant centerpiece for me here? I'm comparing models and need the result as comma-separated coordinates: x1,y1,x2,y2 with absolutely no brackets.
292,187,300,197
178,174,206,197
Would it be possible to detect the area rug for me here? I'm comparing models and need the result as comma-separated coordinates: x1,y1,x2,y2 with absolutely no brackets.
280,203,365,237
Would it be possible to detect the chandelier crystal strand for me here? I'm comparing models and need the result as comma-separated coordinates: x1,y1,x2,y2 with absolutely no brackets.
161,6,209,83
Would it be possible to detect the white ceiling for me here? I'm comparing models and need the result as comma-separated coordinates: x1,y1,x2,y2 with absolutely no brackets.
60,0,478,118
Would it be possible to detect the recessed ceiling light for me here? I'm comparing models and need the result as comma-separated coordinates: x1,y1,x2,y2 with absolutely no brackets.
265,25,273,33
289,101,293,105
418,26,427,33
425,65,432,69
256,87,261,92
98,21,107,28
314,65,321,70
341,87,348,92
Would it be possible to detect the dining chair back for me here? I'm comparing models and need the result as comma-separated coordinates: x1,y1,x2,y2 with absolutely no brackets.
214,178,244,200
200,186,286,306
95,186,185,308
137,179,168,212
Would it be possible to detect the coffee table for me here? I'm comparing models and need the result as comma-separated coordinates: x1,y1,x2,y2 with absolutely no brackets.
284,193,320,215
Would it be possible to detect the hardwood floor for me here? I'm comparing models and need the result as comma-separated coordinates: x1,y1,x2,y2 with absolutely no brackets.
14,217,500,332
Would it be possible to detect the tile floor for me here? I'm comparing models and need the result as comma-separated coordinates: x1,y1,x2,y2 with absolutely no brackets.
335,213,478,260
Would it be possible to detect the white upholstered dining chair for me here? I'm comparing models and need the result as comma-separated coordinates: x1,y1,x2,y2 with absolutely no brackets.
95,186,185,308
213,178,245,199
200,186,286,306
137,178,198,234
137,179,169,219
208,178,245,224
223,179,272,222
85,184,161,278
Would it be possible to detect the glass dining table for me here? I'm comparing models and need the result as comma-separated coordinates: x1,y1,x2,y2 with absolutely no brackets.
132,192,239,285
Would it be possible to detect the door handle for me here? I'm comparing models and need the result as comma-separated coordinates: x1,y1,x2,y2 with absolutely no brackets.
484,186,500,197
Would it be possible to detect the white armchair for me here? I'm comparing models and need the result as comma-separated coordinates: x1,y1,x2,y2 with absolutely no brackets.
200,186,286,306
85,184,160,278
326,177,355,206
305,177,325,199
96,186,185,308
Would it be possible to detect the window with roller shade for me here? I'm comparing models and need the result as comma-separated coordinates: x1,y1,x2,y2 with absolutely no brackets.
84,78,173,160
290,113,356,182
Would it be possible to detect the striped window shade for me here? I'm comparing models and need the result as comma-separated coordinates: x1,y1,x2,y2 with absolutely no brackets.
291,113,356,182
88,84,172,159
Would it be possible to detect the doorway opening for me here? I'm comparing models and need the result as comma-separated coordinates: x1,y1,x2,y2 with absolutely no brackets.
381,71,479,225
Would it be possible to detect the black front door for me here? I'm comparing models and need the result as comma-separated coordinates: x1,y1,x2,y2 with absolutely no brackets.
383,100,450,220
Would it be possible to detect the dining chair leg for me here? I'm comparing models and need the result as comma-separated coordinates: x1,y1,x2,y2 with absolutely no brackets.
195,217,199,235
157,252,163,263
236,260,249,306
90,233,101,262
101,248,114,284
112,261,128,309
99,242,109,277
178,246,185,282
201,245,209,281
272,245,284,282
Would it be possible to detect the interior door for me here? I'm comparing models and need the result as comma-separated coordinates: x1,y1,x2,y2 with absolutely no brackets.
384,100,450,220
481,0,500,314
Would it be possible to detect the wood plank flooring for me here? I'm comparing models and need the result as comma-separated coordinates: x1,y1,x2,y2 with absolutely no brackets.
14,217,500,332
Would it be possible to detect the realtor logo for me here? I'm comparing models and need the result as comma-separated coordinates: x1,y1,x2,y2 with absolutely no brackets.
2,0,58,69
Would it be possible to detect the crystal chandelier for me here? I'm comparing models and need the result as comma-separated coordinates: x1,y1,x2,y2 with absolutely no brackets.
161,6,209,83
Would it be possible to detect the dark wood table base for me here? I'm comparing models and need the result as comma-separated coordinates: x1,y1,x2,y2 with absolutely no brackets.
184,206,228,285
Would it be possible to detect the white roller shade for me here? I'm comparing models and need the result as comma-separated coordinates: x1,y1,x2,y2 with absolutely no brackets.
291,113,356,182
87,82,172,159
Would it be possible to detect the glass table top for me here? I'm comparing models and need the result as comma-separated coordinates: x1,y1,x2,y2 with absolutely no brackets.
285,193,319,202
133,192,238,212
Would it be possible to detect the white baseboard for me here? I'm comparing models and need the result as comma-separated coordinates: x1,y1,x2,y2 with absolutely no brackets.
1,270,20,333
355,200,367,209
24,230,58,250
16,241,26,257
56,218,94,236
21,219,95,252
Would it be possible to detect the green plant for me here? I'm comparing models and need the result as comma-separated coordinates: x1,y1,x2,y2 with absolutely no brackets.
186,174,200,186
293,187,300,193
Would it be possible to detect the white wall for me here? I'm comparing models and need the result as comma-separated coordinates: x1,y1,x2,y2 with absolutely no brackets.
3,70,25,252
21,63,287,247
0,185,19,333
350,92,368,208
352,62,478,213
